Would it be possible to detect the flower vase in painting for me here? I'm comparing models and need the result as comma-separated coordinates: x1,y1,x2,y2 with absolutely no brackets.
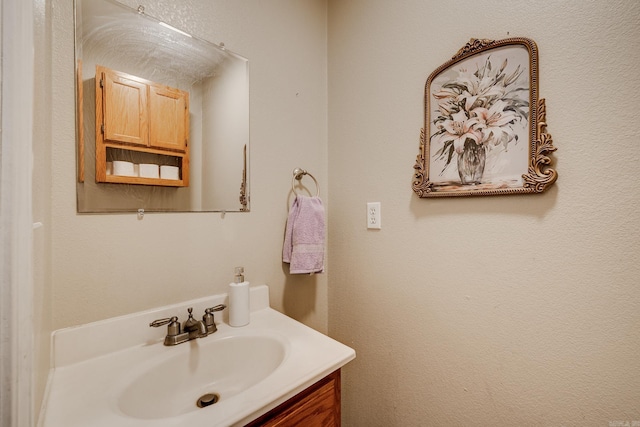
457,138,486,185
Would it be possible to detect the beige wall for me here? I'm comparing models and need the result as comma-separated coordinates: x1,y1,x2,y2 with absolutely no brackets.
328,0,640,425
49,0,329,333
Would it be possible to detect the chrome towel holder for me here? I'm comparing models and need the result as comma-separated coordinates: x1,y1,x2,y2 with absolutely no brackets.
291,168,319,197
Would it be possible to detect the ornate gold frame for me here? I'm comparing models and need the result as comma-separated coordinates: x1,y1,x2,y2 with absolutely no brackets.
413,37,557,198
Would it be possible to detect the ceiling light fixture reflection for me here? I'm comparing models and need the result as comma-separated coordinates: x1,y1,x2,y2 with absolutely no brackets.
159,22,192,38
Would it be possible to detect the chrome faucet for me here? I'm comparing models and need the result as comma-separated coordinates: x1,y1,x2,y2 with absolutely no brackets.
150,305,226,346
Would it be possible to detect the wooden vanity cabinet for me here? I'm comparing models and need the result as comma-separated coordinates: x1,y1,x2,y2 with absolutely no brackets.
246,370,341,427
95,65,189,187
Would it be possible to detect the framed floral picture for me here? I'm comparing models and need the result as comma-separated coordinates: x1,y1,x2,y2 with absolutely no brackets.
412,37,557,198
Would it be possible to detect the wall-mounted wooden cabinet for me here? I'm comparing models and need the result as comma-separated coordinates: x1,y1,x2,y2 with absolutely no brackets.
95,65,190,187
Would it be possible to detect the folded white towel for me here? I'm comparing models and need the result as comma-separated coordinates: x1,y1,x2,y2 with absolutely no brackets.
283,195,325,274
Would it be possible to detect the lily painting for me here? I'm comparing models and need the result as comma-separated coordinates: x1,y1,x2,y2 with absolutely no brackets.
413,38,557,198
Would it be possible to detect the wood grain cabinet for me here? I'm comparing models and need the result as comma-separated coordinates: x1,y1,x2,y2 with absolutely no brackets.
95,65,189,187
246,370,341,427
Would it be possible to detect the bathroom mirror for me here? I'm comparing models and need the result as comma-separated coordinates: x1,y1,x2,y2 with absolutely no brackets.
75,0,250,212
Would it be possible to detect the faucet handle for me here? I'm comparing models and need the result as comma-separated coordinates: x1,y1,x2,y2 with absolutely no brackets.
203,304,226,324
149,316,178,328
205,304,226,314
202,305,226,334
150,316,181,337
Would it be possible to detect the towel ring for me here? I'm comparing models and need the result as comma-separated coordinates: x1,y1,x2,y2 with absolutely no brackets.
291,168,320,197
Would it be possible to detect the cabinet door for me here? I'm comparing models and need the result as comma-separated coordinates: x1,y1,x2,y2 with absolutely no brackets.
246,370,341,427
101,68,148,147
149,85,188,152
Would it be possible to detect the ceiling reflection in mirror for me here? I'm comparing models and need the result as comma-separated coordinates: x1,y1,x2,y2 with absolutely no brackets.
75,0,250,212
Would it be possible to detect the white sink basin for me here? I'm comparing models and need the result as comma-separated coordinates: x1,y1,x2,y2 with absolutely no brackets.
118,334,287,419
40,285,355,427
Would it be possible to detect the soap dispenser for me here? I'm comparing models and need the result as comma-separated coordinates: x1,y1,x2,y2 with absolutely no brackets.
228,266,250,327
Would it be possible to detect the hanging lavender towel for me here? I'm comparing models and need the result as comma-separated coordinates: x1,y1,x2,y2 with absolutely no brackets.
283,195,325,274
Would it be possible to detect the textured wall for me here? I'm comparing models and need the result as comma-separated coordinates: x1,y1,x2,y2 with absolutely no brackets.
328,0,640,425
33,0,54,420
50,0,329,332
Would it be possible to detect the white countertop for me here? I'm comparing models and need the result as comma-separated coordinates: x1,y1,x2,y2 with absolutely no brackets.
39,285,355,427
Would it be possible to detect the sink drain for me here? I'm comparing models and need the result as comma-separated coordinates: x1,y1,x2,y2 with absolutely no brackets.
196,393,220,408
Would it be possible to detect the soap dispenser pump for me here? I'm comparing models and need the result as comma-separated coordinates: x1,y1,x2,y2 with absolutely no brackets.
228,267,250,327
